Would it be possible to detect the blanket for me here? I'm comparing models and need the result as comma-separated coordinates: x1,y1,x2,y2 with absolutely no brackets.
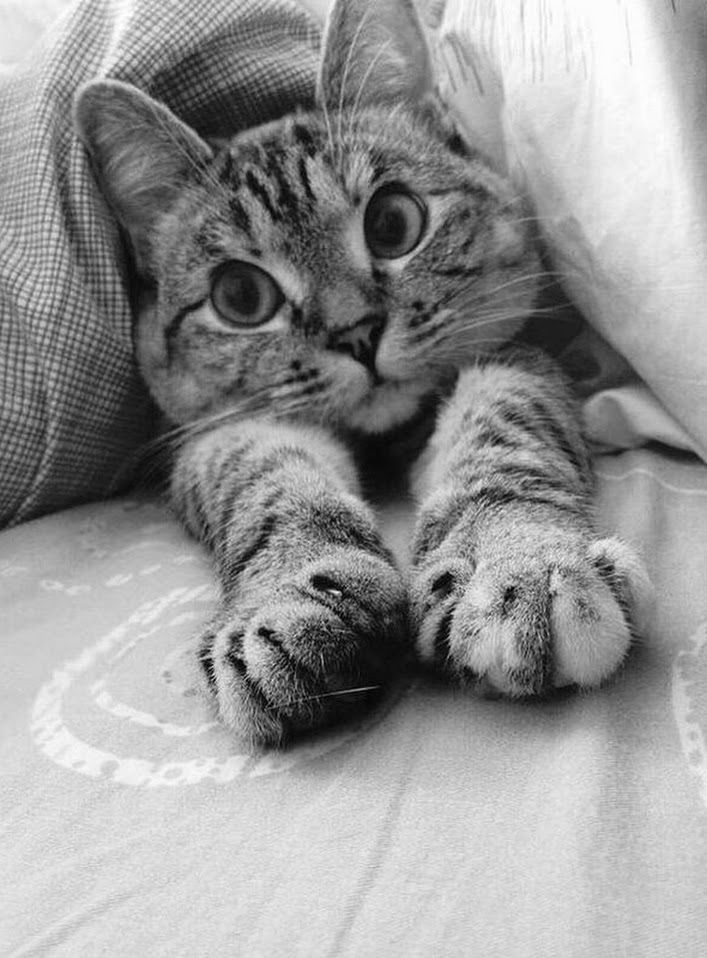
0,0,320,527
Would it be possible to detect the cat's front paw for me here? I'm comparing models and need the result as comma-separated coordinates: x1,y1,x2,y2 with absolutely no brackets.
199,550,408,747
411,530,651,697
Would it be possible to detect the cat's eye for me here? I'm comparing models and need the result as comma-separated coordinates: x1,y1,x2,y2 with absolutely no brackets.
364,185,427,259
210,261,284,327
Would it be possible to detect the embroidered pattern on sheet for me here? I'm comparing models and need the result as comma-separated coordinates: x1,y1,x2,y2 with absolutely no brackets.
672,621,707,810
30,585,378,787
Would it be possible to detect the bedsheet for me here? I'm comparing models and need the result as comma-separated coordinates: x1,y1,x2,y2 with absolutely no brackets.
2,447,707,957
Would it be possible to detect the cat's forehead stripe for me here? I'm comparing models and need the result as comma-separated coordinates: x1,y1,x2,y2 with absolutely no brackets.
228,197,251,236
244,169,282,223
222,113,418,219
297,154,316,203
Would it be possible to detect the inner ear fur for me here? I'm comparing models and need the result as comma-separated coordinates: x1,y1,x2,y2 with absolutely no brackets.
316,0,435,111
74,79,213,273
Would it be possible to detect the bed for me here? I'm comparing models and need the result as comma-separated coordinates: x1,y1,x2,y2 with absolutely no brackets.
3,451,707,955
2,1,707,955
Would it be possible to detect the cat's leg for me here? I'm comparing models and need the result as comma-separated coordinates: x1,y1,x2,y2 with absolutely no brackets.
409,349,651,696
172,419,407,746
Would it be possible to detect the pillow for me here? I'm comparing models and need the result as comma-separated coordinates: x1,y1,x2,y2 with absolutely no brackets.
0,0,320,527
436,0,707,459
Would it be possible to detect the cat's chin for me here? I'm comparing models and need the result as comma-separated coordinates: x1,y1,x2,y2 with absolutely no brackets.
341,379,430,434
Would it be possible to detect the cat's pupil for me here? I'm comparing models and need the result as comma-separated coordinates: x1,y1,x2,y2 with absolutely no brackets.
226,272,258,316
374,206,406,245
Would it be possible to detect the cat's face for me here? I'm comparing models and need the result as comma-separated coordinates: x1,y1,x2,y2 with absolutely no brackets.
137,107,538,433
75,0,539,436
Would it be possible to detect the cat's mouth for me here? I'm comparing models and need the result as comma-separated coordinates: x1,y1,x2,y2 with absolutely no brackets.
343,375,432,434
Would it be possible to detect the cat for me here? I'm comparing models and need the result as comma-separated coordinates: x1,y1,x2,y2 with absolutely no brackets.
73,0,650,747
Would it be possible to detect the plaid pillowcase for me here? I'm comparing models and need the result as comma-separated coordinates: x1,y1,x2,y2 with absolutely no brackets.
0,0,320,527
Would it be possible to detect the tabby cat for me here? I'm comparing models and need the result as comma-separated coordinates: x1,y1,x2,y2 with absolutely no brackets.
74,0,650,746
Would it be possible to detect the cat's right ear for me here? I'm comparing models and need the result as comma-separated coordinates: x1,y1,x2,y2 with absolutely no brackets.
74,80,213,274
316,0,434,111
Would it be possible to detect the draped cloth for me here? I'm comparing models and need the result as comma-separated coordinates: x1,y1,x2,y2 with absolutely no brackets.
438,0,707,460
0,0,320,527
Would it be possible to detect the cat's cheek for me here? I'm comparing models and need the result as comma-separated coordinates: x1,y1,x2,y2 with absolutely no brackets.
134,315,182,418
322,355,369,396
138,363,211,423
134,318,213,422
376,347,441,391
374,341,414,383
318,359,386,430
134,303,165,371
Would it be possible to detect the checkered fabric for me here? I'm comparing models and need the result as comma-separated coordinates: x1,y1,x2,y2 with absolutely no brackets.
0,0,320,528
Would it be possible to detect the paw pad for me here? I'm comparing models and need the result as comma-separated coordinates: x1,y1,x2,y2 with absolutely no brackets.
430,570,455,600
501,585,518,616
310,573,344,598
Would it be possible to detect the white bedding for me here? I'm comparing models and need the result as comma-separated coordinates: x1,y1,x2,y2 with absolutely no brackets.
2,448,707,956
440,0,707,459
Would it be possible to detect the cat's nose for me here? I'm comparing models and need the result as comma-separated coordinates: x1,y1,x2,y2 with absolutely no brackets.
328,313,386,375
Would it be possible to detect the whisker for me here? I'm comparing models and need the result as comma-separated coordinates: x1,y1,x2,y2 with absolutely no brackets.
144,101,226,198
352,100,407,157
480,270,561,299
452,305,571,334
337,7,375,166
139,372,333,463
267,684,382,710
345,39,393,175
434,335,509,352
316,63,338,162
498,214,551,229
411,304,561,344
321,96,337,162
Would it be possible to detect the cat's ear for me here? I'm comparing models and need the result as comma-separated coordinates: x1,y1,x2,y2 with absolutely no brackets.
74,80,213,273
316,0,434,110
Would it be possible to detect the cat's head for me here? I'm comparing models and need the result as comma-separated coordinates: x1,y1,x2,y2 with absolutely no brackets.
74,0,539,435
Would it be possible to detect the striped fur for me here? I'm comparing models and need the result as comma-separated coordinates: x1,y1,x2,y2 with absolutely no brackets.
171,420,407,746
410,348,651,696
74,0,650,745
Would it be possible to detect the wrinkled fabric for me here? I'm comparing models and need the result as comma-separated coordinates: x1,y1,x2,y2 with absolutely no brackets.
0,0,320,527
2,450,707,957
439,0,707,460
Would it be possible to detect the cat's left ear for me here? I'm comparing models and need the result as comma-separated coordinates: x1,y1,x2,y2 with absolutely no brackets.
317,0,435,110
74,80,213,274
